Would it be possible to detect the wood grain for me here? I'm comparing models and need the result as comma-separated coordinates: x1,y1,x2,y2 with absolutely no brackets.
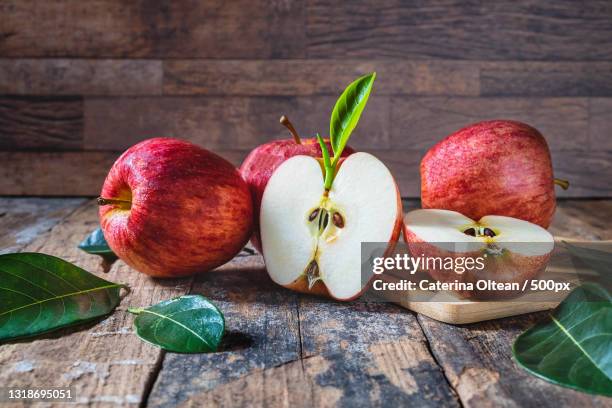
149,270,460,407
589,98,612,150
0,150,246,196
306,1,612,60
418,313,608,408
1,149,610,197
0,197,85,254
0,152,117,196
481,62,612,96
163,60,479,96
0,0,305,58
84,96,390,151
147,261,304,407
390,97,589,151
0,200,193,406
0,59,162,95
0,96,83,150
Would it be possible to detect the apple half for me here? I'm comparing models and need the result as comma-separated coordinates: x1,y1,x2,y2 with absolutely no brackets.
403,209,554,299
260,152,402,301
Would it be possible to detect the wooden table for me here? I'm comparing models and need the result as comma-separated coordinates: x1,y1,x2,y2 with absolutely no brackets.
0,198,610,407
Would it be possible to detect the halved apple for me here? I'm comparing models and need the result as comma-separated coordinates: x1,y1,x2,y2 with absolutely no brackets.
403,209,554,299
260,152,403,301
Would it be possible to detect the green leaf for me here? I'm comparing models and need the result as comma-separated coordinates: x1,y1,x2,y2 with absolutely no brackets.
78,227,117,263
329,72,376,159
129,295,225,353
513,283,612,396
0,253,124,342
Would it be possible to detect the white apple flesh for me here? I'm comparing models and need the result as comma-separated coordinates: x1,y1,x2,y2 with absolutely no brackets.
260,152,403,301
403,209,554,299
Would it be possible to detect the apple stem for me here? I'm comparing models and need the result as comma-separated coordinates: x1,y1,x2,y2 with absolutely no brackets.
97,197,131,206
280,115,302,145
554,178,570,190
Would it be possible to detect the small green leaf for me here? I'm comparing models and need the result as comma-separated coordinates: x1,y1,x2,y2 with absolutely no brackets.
329,72,376,160
513,283,612,396
78,228,117,263
0,253,124,342
129,295,225,353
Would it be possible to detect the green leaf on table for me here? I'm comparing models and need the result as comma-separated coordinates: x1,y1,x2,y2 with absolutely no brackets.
329,72,376,158
78,227,117,262
0,252,125,342
129,295,225,353
513,283,612,396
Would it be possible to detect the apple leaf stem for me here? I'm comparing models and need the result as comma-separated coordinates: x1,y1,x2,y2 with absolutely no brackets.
316,133,335,190
554,178,570,190
280,115,302,145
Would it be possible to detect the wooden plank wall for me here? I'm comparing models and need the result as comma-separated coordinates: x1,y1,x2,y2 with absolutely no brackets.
1,0,612,197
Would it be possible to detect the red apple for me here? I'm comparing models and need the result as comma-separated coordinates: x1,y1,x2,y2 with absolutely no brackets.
261,153,403,301
98,138,253,277
403,209,554,299
240,116,354,252
420,120,569,228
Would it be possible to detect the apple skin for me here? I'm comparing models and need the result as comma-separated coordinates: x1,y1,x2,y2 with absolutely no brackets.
421,120,558,228
240,138,354,252
402,224,552,300
99,138,253,278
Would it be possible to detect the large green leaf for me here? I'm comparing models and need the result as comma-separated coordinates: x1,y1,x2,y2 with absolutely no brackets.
0,253,124,342
78,227,117,262
513,283,612,396
329,72,376,158
129,295,225,353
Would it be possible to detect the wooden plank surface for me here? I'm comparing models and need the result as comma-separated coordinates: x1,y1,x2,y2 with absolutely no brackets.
0,96,83,150
0,197,85,254
480,62,612,96
306,1,612,60
0,200,193,406
0,60,162,96
1,149,611,198
83,96,390,151
390,97,589,151
0,0,305,58
0,198,610,407
163,60,479,96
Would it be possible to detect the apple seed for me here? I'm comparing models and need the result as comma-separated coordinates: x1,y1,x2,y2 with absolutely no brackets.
463,227,476,236
483,228,496,237
332,212,345,228
308,208,320,222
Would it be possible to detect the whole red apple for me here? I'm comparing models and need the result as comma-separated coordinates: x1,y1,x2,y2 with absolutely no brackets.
420,120,568,228
99,138,253,277
240,116,355,252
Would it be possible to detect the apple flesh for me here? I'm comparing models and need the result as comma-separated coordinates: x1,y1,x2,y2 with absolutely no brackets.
260,152,402,301
99,138,253,277
240,116,354,252
403,209,554,299
420,120,568,228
